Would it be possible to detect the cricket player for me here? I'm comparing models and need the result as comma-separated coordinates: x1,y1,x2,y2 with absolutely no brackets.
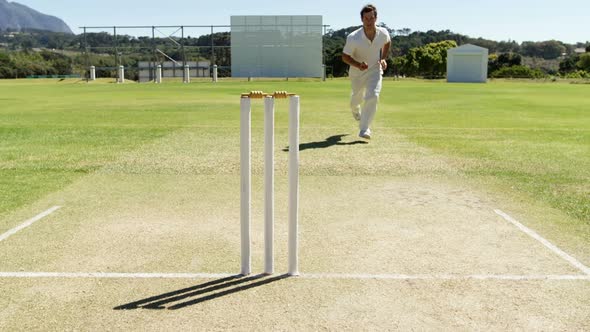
342,4,391,139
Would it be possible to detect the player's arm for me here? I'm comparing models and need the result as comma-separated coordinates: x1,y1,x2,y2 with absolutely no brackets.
342,53,368,70
380,41,391,70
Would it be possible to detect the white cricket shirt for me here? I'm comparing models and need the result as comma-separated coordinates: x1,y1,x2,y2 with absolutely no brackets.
343,26,391,76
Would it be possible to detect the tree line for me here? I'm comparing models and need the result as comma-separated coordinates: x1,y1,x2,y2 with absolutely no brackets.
1,27,589,79
323,25,589,79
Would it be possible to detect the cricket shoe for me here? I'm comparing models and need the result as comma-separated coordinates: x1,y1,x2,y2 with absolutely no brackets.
359,129,371,140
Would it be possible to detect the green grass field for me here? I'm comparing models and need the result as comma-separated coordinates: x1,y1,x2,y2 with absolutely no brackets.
1,78,588,224
1,77,589,330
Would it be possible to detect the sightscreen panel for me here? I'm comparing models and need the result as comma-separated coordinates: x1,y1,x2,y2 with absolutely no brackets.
231,15,323,78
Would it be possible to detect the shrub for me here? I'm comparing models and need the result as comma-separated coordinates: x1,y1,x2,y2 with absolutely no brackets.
564,70,590,79
490,65,546,79
0,66,14,78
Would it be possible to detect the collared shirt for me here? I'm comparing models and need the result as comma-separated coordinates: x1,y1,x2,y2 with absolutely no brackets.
343,26,391,76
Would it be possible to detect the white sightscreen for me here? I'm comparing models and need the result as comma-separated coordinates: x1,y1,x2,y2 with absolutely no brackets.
449,55,483,82
231,15,323,78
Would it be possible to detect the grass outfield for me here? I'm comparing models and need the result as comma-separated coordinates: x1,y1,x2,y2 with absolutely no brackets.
1,78,589,329
1,78,588,226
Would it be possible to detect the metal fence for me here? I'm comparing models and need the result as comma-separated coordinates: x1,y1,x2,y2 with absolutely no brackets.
79,24,329,81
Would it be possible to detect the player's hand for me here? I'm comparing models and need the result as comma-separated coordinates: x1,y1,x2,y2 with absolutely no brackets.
379,59,387,70
359,62,369,70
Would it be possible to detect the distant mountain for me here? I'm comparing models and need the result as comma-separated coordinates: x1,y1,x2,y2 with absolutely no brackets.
0,0,73,34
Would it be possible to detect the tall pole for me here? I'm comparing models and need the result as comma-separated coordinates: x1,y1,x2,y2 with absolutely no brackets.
114,27,119,67
182,26,186,82
83,27,89,82
152,26,156,82
323,24,328,81
210,25,215,67
181,26,186,67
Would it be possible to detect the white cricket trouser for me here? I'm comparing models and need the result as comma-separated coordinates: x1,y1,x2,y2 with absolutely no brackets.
350,66,383,132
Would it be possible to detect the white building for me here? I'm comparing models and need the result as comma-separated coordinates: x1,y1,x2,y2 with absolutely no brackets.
447,44,488,83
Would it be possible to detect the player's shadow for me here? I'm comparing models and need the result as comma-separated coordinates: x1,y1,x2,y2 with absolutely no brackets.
113,274,290,310
283,134,367,152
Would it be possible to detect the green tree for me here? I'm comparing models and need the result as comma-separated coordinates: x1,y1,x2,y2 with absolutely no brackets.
324,38,347,77
40,50,73,74
521,40,566,59
498,52,522,66
0,51,14,78
402,40,457,78
323,27,358,77
497,40,520,53
540,40,567,59
391,56,406,76
488,54,500,73
559,54,580,74
577,53,590,71
11,51,51,77
392,29,466,56
489,52,522,73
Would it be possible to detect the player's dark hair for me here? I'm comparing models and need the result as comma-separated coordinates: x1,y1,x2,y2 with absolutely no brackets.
360,4,377,19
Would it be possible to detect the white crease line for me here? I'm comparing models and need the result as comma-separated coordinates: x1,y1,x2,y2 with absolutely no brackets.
0,206,61,243
300,273,590,281
0,272,235,279
495,209,590,275
0,272,588,281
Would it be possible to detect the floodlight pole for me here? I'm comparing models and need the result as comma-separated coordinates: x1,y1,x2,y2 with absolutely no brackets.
211,26,215,68
83,27,89,82
152,26,157,82
114,27,120,68
323,24,330,81
181,26,186,82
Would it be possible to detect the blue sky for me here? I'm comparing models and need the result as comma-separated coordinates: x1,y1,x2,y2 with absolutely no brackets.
12,0,589,44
